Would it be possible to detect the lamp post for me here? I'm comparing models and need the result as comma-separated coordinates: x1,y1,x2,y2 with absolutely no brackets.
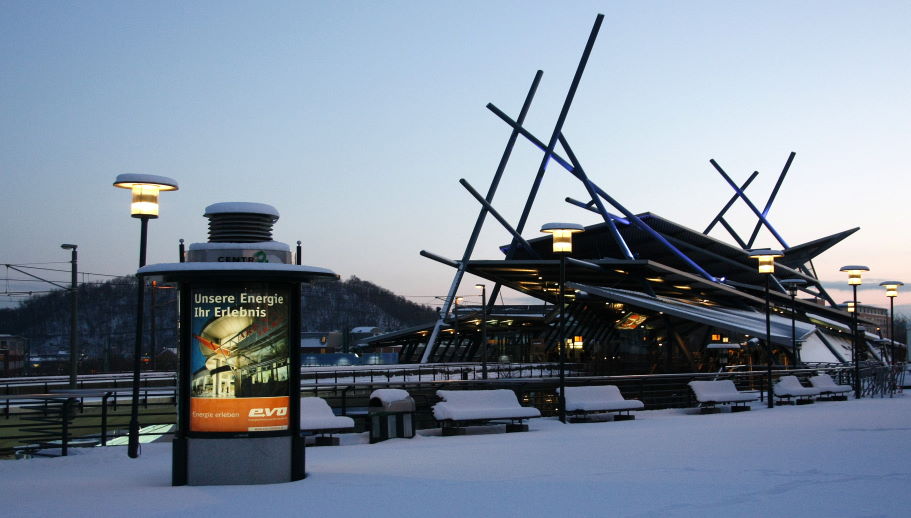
880,281,903,394
840,265,869,399
453,296,462,361
779,278,806,367
114,173,178,459
542,223,584,423
749,248,783,409
61,244,78,388
475,283,488,379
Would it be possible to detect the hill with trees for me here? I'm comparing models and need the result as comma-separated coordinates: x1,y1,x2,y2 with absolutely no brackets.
0,275,436,372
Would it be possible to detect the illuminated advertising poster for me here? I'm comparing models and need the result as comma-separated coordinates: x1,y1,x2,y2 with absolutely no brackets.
189,284,291,433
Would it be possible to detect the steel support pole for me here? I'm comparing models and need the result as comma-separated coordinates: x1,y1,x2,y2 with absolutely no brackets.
68,247,78,389
480,286,488,380
852,284,861,399
559,253,567,423
765,274,774,409
420,70,543,363
150,282,157,371
128,216,149,458
791,291,798,366
889,296,895,397
489,15,604,308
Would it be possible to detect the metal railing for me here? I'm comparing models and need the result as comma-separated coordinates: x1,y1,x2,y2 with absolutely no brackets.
1,388,176,458
1,362,900,458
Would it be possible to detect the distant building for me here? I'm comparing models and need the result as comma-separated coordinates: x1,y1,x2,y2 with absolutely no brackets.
300,331,342,353
0,334,27,376
838,303,890,338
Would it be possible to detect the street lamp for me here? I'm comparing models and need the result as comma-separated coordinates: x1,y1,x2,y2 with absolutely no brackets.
779,278,806,367
749,248,783,409
840,265,869,399
61,244,78,388
880,281,903,393
541,222,584,423
475,283,488,379
114,173,178,459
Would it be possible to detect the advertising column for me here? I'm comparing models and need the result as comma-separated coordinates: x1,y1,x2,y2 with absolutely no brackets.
189,283,292,434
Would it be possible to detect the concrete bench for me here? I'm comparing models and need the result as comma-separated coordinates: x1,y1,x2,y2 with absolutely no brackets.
809,374,852,401
774,375,823,405
300,397,355,446
559,385,644,421
433,389,541,435
688,380,758,414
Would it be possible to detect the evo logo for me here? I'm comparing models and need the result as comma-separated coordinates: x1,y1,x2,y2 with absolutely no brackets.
248,407,288,418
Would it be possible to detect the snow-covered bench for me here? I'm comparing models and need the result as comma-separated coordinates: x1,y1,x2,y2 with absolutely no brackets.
809,374,852,401
559,385,644,421
300,397,355,446
688,380,758,414
774,375,822,405
433,389,541,435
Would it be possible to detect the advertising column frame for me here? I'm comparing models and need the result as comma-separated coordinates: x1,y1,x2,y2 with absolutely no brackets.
140,264,335,486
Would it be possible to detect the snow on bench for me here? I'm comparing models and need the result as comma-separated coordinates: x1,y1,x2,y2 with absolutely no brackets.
559,385,644,421
688,380,758,413
299,397,354,446
433,389,541,435
809,373,852,400
773,375,822,405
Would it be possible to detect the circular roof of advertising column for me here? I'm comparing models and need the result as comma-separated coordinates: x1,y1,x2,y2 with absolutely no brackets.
204,202,279,218
137,262,339,283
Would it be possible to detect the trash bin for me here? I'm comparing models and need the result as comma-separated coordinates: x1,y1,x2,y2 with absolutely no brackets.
368,389,416,444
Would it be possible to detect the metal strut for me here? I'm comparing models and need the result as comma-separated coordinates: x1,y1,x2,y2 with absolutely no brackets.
420,70,543,363
487,14,605,309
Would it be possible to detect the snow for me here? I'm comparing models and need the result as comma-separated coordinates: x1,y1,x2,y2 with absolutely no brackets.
113,173,179,190
433,389,542,420
299,397,354,431
138,262,337,276
689,380,760,403
188,241,291,251
204,202,279,218
809,374,853,395
369,389,412,403
775,376,823,397
3,396,911,517
560,385,644,412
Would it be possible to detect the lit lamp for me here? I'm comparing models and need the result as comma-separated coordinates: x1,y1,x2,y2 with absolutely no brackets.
749,248,782,409
114,173,179,459
475,284,488,379
779,278,807,367
541,222,584,423
840,265,869,399
880,281,903,393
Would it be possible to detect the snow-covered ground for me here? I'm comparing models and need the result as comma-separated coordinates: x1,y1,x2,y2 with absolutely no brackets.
3,396,910,518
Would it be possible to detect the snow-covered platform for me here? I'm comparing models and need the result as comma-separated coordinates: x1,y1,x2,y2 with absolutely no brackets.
3,396,911,517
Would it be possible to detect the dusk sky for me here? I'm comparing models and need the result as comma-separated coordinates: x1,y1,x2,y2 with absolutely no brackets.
2,1,909,314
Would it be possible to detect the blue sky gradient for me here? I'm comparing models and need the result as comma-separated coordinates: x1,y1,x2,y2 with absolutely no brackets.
2,1,909,312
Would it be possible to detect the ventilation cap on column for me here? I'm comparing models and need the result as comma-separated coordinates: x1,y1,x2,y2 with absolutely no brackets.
204,202,279,243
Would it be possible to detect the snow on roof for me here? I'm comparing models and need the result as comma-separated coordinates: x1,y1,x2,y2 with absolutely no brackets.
572,284,816,347
138,262,336,276
187,241,290,251
204,202,279,218
113,173,178,190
